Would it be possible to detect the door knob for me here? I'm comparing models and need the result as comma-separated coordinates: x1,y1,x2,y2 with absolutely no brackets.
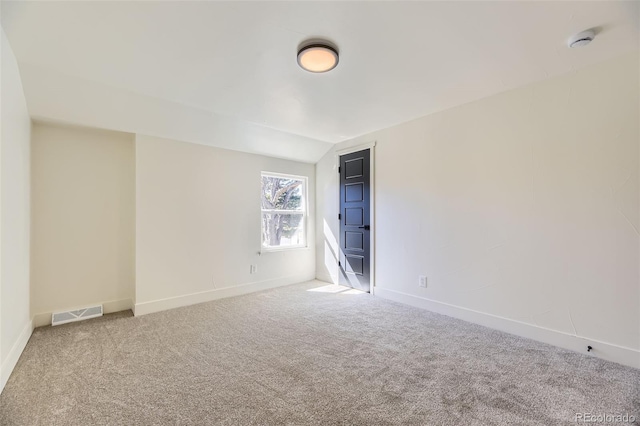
358,225,370,230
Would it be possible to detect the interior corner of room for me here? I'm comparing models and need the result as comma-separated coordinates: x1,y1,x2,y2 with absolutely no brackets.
0,1,639,423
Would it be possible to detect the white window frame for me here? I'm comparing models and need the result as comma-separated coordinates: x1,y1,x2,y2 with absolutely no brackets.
260,172,308,252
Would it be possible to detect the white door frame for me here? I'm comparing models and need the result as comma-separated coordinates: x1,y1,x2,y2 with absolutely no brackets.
335,141,376,294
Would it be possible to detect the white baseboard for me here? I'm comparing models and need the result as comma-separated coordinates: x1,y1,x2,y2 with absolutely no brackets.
375,287,640,370
315,273,335,284
32,298,134,328
134,273,315,316
0,319,34,394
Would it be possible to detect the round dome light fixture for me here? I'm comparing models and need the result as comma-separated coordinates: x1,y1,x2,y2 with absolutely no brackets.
297,42,339,73
568,29,595,48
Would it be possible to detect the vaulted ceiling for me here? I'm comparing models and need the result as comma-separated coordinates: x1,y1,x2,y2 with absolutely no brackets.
2,1,638,162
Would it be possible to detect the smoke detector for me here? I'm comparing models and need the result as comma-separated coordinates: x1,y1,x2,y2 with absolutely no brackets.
568,30,595,48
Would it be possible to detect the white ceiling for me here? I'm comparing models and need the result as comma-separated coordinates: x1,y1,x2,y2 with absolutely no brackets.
2,1,639,161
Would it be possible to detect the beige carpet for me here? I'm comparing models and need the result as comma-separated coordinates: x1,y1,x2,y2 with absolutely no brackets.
1,281,638,425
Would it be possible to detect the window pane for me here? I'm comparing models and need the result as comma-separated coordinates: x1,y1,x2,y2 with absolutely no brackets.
261,176,304,211
262,213,305,248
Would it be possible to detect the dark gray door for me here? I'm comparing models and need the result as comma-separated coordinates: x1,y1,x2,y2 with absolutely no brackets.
339,149,371,292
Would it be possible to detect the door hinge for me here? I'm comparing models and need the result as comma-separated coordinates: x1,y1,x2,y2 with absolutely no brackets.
338,166,341,174
338,213,341,220
338,260,341,267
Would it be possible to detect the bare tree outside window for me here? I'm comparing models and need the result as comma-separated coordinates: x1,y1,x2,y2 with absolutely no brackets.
261,174,307,249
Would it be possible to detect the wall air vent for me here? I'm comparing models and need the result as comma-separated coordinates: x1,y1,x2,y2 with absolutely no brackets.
51,305,103,326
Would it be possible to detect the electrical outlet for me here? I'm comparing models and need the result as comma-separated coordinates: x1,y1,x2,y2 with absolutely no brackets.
250,264,257,274
418,275,427,288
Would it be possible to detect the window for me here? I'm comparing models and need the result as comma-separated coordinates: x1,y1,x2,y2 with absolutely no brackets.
261,172,307,250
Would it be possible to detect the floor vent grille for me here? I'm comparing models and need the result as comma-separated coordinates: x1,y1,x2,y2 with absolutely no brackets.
52,305,103,326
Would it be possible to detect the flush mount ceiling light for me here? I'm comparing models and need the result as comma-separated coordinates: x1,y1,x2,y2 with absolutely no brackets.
568,29,596,48
297,42,339,73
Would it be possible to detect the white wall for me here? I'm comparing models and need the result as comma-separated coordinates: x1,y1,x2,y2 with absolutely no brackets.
18,64,332,164
0,29,31,392
31,122,135,325
135,135,316,314
31,127,316,320
317,52,640,367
